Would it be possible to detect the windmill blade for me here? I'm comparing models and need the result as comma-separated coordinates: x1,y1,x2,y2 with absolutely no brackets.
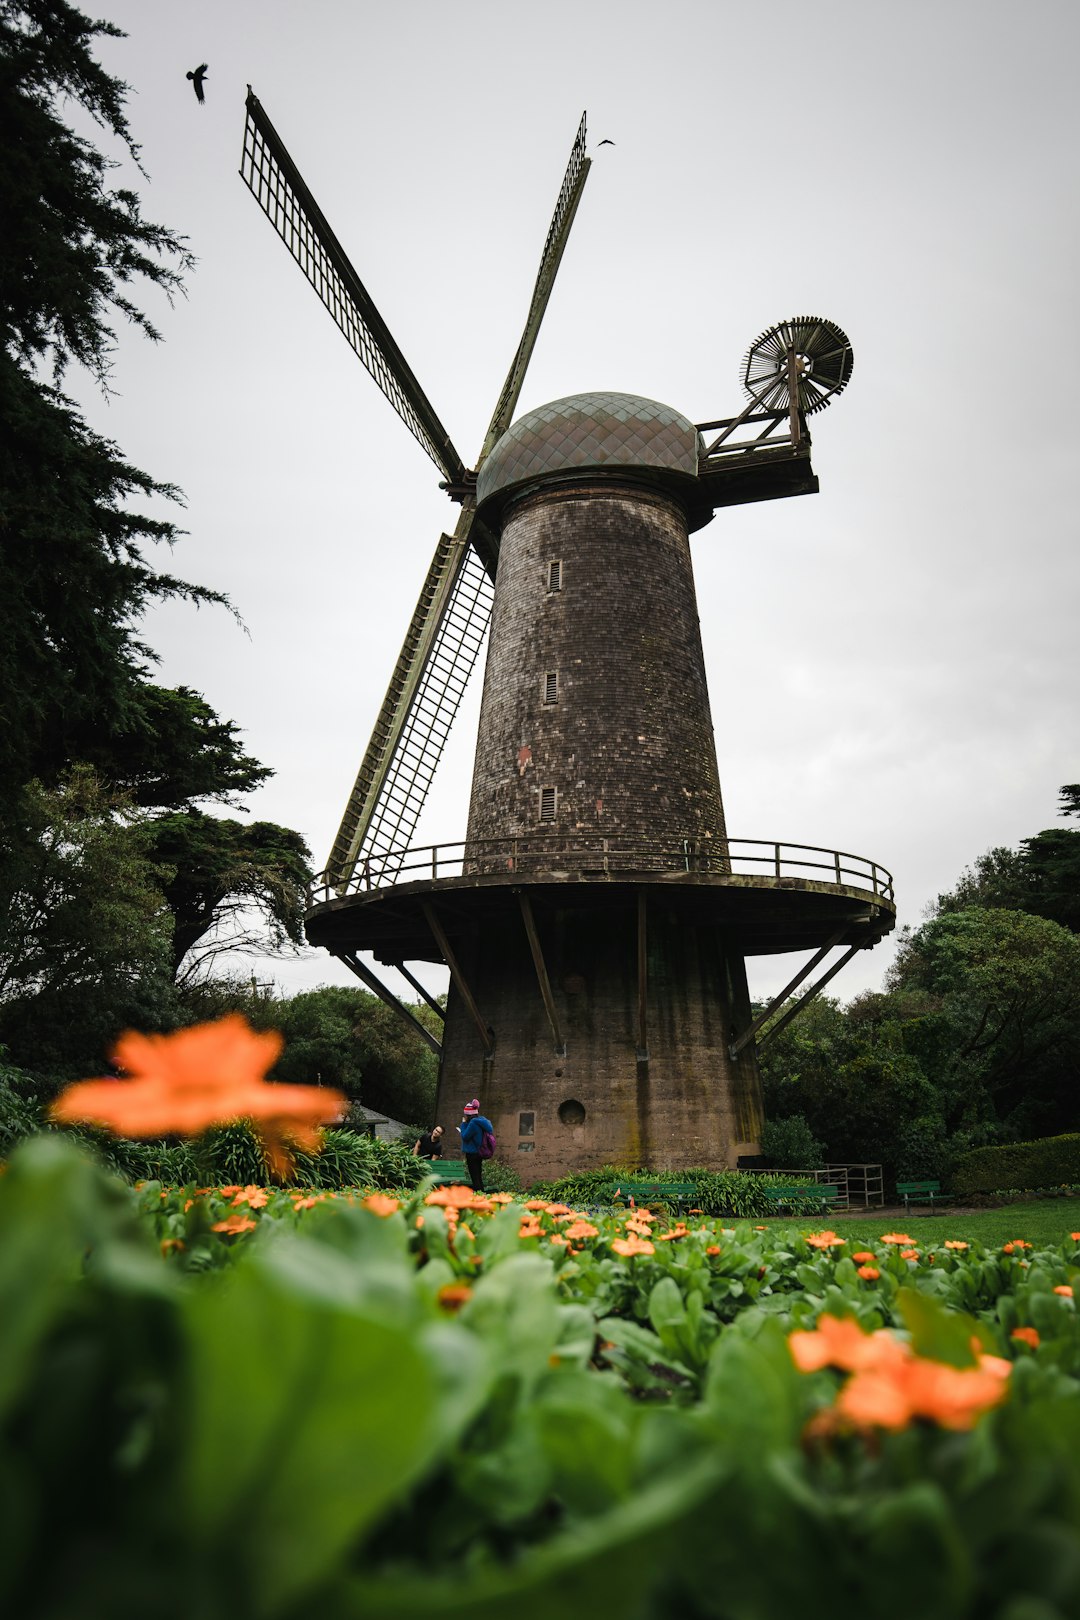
480,112,591,458
326,505,494,886
240,87,466,486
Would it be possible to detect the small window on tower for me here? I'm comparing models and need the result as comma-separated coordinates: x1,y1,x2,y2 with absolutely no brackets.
539,786,557,823
543,671,559,704
547,559,562,592
518,1112,535,1136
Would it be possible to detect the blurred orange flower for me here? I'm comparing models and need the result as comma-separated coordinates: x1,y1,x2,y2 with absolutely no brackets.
49,1015,345,1176
857,1265,880,1280
518,1218,543,1239
944,1240,969,1250
851,1251,875,1263
611,1234,655,1257
1054,1285,1074,1298
1003,1240,1033,1253
212,1213,257,1235
563,1219,599,1240
362,1193,401,1217
232,1185,268,1208
1011,1326,1040,1347
880,1233,915,1245
900,1248,920,1261
706,1244,721,1256
806,1230,846,1249
838,1353,1009,1431
437,1284,473,1311
789,1315,905,1374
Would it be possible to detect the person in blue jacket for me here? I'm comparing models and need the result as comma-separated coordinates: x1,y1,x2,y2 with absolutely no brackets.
458,1098,493,1192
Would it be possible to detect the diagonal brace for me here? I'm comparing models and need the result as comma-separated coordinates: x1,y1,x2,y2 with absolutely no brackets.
422,902,494,1056
753,942,868,1057
729,926,850,1058
516,891,566,1056
334,950,442,1057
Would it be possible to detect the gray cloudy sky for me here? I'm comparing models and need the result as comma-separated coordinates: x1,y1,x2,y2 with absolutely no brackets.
69,0,1079,1006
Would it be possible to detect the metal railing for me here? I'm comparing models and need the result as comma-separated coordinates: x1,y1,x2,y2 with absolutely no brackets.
309,835,894,908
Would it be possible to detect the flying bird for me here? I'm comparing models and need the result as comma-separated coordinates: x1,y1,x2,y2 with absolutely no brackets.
597,138,615,146
186,64,208,104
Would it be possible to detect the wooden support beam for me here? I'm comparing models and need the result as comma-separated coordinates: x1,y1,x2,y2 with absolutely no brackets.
421,901,494,1056
334,951,442,1057
754,943,866,1056
391,961,446,1022
637,889,649,1061
516,892,566,1056
729,926,850,1058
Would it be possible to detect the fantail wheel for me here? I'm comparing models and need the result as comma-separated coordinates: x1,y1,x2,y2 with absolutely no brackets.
741,317,853,417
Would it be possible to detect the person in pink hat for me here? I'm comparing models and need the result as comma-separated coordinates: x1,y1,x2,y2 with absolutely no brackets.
457,1098,494,1192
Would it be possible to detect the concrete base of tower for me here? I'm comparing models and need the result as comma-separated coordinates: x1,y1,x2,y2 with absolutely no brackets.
434,892,763,1184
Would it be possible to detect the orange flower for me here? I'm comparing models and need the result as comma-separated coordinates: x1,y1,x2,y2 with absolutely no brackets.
518,1218,544,1239
49,1015,346,1176
425,1185,483,1208
628,1208,658,1224
160,1238,185,1256
548,1233,570,1247
563,1219,599,1240
362,1193,400,1217
944,1240,969,1250
656,1224,690,1242
1003,1240,1033,1253
545,1203,573,1216
852,1251,876,1263
611,1234,655,1257
1054,1285,1074,1298
706,1244,721,1256
525,1199,551,1211
232,1185,269,1208
293,1195,320,1210
789,1315,905,1374
838,1355,1009,1431
436,1284,473,1312
1070,1233,1080,1242
805,1230,846,1249
900,1249,920,1261
212,1213,257,1235
880,1233,916,1246
488,1192,516,1204
857,1265,880,1280
1011,1327,1040,1348
688,1207,704,1215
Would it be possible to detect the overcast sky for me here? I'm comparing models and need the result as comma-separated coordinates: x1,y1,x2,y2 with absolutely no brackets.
66,0,1079,1007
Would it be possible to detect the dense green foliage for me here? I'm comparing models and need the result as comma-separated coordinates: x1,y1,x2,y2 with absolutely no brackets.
759,786,1080,1189
0,1,314,1075
951,1133,1080,1198
5,1133,1080,1619
528,1163,821,1219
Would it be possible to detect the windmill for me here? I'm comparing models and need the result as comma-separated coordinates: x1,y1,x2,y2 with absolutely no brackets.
241,93,894,1180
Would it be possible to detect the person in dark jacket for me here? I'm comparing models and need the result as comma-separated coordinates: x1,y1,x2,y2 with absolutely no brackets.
458,1098,493,1192
412,1124,444,1159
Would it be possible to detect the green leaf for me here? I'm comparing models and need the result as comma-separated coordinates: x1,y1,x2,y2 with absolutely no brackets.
895,1285,980,1367
177,1239,449,1613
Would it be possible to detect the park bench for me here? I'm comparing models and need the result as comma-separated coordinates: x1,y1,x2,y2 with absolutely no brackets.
422,1159,472,1186
762,1184,840,1215
896,1179,951,1213
602,1178,699,1215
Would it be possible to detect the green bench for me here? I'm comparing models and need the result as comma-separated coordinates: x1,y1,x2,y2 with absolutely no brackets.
422,1159,472,1186
603,1179,699,1215
763,1184,840,1215
897,1179,951,1213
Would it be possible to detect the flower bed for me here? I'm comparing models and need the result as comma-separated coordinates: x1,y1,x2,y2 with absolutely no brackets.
5,1018,1079,1618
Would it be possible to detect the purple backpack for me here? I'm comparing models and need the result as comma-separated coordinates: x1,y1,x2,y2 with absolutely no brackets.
478,1127,496,1159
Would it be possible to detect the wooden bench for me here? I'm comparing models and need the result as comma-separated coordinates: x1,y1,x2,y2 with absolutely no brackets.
422,1159,472,1186
763,1184,840,1215
603,1179,698,1214
897,1179,951,1213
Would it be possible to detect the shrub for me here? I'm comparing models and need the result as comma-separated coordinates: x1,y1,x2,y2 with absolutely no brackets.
527,1163,819,1218
760,1114,825,1170
950,1132,1080,1196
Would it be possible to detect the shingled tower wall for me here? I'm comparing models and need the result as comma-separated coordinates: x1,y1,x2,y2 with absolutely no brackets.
434,394,764,1179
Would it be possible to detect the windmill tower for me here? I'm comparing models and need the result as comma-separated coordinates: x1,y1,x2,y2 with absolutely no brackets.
241,95,895,1180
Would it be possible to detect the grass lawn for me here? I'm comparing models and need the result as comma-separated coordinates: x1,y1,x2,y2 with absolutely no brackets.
761,1197,1080,1249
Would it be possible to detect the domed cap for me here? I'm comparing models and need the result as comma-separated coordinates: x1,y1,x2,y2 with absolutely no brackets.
476,392,701,508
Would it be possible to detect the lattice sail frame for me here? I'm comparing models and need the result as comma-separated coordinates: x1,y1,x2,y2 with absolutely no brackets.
240,90,465,486
241,92,591,887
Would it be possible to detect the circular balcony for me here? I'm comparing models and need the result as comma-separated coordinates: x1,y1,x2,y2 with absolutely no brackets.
305,835,896,961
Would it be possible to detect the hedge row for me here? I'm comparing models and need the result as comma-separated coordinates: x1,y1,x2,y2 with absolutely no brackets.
950,1132,1080,1196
